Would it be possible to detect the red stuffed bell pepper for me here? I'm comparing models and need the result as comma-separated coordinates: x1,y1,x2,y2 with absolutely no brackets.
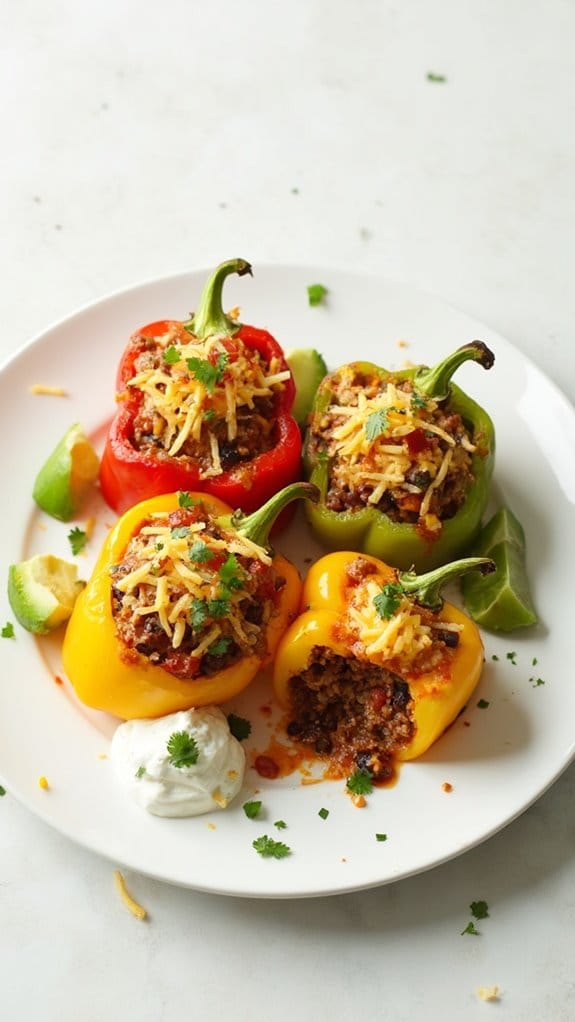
100,259,302,515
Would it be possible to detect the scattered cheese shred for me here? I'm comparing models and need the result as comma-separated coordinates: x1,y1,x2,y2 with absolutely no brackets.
29,384,68,396
38,775,49,790
476,986,500,1002
113,869,148,920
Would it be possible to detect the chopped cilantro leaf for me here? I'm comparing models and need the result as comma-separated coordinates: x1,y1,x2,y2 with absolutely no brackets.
427,71,447,83
163,345,181,365
376,833,388,842
209,635,232,657
346,768,373,796
190,599,208,630
461,921,479,936
1,622,15,639
252,835,291,859
166,731,199,768
135,765,146,779
318,807,329,820
506,651,517,665
243,800,262,819
203,409,216,421
68,527,88,555
477,699,490,709
177,491,195,508
187,353,228,394
365,409,389,442
470,900,489,920
307,283,328,307
373,583,403,620
491,654,499,661
206,596,230,619
218,553,243,590
227,713,252,741
532,657,538,666
274,820,287,830
189,540,214,564
171,526,189,539
530,676,545,687
0,785,6,796
411,391,427,410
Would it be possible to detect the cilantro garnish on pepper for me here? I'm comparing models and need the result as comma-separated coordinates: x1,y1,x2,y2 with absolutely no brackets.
186,353,228,394
373,583,403,620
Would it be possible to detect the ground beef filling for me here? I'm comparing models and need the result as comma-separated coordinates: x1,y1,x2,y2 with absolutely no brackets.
130,339,278,470
286,647,416,781
110,506,283,680
308,371,476,524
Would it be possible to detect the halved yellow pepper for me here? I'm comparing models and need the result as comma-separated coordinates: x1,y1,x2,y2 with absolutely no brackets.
63,483,318,719
273,550,494,761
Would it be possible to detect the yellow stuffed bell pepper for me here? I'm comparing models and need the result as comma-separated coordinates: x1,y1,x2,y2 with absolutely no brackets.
273,550,494,777
63,482,318,719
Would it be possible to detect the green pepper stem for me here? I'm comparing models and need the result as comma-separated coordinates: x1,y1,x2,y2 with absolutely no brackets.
224,483,320,549
414,341,495,401
399,557,496,611
186,259,252,339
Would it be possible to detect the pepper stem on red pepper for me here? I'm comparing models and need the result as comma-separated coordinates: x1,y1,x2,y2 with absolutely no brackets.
222,482,320,550
186,258,253,339
398,557,496,612
414,341,495,401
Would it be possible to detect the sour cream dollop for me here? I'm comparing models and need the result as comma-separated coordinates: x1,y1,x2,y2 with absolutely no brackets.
110,707,245,817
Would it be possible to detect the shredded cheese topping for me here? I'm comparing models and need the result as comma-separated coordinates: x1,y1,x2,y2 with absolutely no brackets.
126,323,290,479
112,507,272,658
314,367,475,523
345,575,461,673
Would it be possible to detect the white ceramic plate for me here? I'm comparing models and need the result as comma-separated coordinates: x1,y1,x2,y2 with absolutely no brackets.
0,266,573,899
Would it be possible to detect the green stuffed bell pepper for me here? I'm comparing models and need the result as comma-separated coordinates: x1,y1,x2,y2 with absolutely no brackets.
303,341,495,572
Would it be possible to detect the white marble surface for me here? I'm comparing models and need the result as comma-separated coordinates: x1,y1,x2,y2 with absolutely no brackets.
1,1,574,1019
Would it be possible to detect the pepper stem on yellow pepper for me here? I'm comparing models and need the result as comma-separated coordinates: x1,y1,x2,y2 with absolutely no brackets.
399,556,496,611
225,482,320,549
185,258,252,339
415,341,495,400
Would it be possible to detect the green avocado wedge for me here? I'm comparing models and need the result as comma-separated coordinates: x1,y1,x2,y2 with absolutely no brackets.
8,554,85,634
286,348,328,427
461,507,537,631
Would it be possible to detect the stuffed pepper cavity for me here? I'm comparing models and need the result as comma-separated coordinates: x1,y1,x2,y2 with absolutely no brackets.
273,551,495,780
100,259,302,515
304,342,495,571
63,482,318,719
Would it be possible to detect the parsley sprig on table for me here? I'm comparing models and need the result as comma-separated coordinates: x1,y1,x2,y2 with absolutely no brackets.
166,731,199,768
68,527,88,555
252,835,291,859
243,801,262,819
1,622,15,639
307,283,328,307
